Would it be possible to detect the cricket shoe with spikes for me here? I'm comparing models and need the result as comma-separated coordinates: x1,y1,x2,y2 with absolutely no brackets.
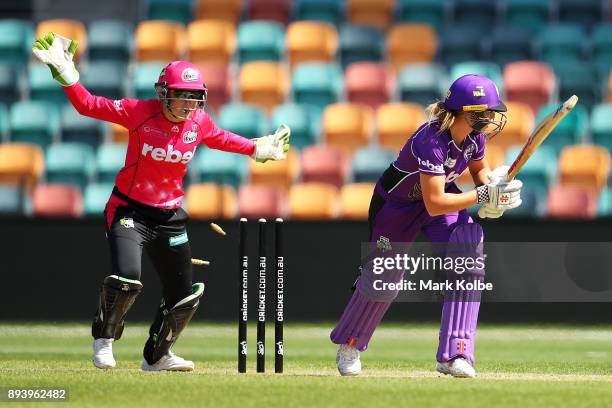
92,338,116,369
141,350,195,372
336,344,361,376
436,357,476,378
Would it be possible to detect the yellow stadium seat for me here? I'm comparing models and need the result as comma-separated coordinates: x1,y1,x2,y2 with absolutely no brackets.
323,103,374,154
111,123,129,143
135,21,186,62
239,62,289,113
185,183,237,219
196,0,242,24
289,182,339,219
249,149,300,190
488,101,534,153
187,20,236,65
456,144,505,188
286,21,338,67
376,102,426,152
387,24,437,71
36,19,87,62
347,0,395,30
559,145,611,192
341,182,375,219
0,143,44,190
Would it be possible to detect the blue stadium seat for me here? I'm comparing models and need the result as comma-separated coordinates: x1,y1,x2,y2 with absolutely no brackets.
87,20,133,64
84,182,114,215
45,142,96,191
592,24,612,80
96,143,127,184
454,0,498,28
558,0,603,32
395,0,448,29
0,185,23,214
505,145,557,195
549,61,599,111
352,145,396,182
536,23,586,62
535,103,589,154
81,61,127,100
598,188,612,216
503,185,548,217
397,63,447,106
450,61,504,95
146,0,194,24
9,101,60,150
503,0,551,32
590,104,612,153
0,102,9,141
338,24,384,68
438,25,487,65
0,63,21,104
133,62,166,100
488,25,534,66
292,62,343,110
217,103,268,139
237,21,285,64
293,0,344,25
61,104,107,148
271,103,321,149
29,62,66,104
193,147,248,188
0,19,33,66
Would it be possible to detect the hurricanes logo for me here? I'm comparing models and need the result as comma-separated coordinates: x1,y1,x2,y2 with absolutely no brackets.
473,86,486,97
464,144,476,160
120,217,134,229
376,236,392,252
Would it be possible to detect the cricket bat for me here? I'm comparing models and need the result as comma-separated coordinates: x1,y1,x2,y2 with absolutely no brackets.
507,95,579,181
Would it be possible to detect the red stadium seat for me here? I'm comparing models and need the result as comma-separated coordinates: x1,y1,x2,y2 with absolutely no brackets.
504,61,555,115
32,184,83,217
301,145,351,188
345,62,393,109
197,63,232,114
246,0,292,24
547,185,598,219
238,184,286,218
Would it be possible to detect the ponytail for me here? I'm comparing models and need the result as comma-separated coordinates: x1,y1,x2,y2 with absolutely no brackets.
425,101,457,134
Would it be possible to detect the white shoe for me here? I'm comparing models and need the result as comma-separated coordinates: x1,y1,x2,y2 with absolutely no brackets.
336,344,361,376
92,338,116,369
436,357,476,378
141,350,195,372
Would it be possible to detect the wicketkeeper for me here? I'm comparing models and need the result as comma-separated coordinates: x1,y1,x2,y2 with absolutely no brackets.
32,33,290,371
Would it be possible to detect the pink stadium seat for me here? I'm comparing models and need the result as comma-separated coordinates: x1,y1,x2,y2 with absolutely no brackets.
32,184,83,217
238,184,286,218
301,145,351,188
547,185,598,219
345,62,393,109
246,0,292,24
504,61,555,115
197,63,232,114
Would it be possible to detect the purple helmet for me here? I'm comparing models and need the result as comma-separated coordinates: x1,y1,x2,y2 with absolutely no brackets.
443,74,507,112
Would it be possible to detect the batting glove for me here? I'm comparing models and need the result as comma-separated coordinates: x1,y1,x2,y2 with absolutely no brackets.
252,123,291,163
32,32,79,86
476,179,522,212
478,165,511,219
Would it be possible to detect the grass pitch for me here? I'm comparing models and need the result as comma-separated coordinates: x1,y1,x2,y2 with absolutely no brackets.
1,323,611,407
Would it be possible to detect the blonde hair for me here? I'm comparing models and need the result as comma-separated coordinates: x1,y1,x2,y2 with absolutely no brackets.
425,101,457,133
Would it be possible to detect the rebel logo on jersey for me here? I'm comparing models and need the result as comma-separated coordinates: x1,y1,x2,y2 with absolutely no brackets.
141,143,195,164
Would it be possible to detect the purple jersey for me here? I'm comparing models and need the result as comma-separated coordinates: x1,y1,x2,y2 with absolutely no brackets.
377,121,486,202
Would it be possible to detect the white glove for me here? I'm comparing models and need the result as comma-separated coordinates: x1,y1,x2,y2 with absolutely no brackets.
32,32,79,86
476,179,522,211
252,123,291,163
478,165,511,219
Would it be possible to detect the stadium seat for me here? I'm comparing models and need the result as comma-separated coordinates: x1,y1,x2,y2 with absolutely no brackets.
547,185,598,219
96,143,127,184
397,63,447,107
503,61,555,115
81,61,126,101
217,103,268,139
338,24,384,68
0,103,8,141
133,62,166,100
237,21,285,64
196,63,231,114
503,0,551,32
323,103,374,154
10,101,60,150
345,62,392,109
454,0,497,28
196,0,242,23
45,143,95,191
271,103,321,149
488,101,534,153
505,145,557,195
293,0,344,25
0,143,44,189
438,25,486,66
376,102,426,152
591,104,612,152
347,0,394,30
249,149,300,190
292,62,343,110
503,184,548,217
557,0,603,31
0,63,20,104
239,62,288,113
61,104,106,148
549,61,599,111
340,182,375,219
111,123,129,144
288,182,339,219
395,0,447,29
387,24,437,72
28,63,64,104
83,182,114,215
185,183,237,219
450,61,504,95
301,144,350,187
488,25,535,67
146,0,193,24
0,19,33,66
87,20,133,64
135,21,186,62
246,0,292,24
32,184,83,218
0,185,23,214
592,24,612,79
558,145,611,192
238,184,286,218
193,147,248,188
187,20,235,65
536,103,588,154
36,19,86,62
536,24,586,62
351,145,395,182
286,21,338,67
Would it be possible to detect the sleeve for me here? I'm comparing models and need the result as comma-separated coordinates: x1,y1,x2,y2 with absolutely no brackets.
63,82,146,130
198,113,256,156
471,133,486,161
412,138,446,175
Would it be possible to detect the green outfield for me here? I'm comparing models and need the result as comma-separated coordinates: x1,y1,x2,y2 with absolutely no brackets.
1,323,611,407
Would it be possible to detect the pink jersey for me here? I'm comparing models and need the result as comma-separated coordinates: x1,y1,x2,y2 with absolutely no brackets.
64,82,255,209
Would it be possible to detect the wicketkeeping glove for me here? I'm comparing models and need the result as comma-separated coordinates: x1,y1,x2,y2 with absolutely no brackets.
252,123,291,163
32,32,79,86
